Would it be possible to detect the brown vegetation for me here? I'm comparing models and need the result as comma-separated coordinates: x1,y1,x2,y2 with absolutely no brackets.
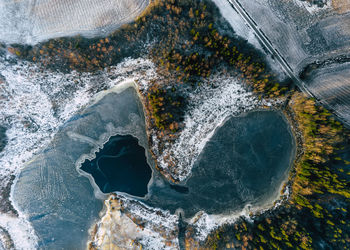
332,0,350,14
7,0,350,248
11,0,287,136
289,92,350,202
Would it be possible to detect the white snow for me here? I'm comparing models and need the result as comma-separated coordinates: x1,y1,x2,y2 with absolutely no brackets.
0,0,148,44
93,195,180,249
0,57,156,249
292,0,332,14
155,74,258,181
0,214,38,250
122,197,179,249
211,0,263,51
104,196,269,247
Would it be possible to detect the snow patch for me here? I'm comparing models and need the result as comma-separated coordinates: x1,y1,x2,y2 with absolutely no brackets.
292,0,332,14
211,0,263,51
0,214,38,250
189,204,254,242
0,57,156,248
0,0,148,45
155,75,258,181
123,197,179,249
92,195,179,249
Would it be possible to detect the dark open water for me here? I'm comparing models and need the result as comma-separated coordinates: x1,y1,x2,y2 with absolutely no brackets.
13,86,296,249
146,110,295,217
81,135,152,196
82,110,296,218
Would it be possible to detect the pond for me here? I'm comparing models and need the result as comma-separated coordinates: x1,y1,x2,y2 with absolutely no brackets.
12,85,149,249
82,109,296,218
12,84,296,249
81,135,152,196
145,110,296,217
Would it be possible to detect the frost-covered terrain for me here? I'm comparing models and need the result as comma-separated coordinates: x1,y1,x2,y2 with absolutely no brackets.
0,0,148,44
292,0,331,13
212,0,350,125
0,51,282,248
90,194,241,249
91,195,179,249
0,55,156,249
91,188,290,250
91,194,233,249
0,214,37,250
155,75,258,181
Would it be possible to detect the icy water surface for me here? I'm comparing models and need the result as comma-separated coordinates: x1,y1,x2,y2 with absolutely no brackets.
12,85,150,249
12,83,295,249
145,110,296,217
83,109,296,218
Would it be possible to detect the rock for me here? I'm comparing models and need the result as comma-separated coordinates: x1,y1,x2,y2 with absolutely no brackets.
90,198,143,250
89,194,180,249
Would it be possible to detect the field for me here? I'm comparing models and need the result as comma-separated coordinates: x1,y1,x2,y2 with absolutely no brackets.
0,0,148,44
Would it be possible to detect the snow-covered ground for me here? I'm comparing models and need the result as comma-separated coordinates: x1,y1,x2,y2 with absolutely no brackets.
211,0,262,50
292,0,332,14
91,194,180,249
155,74,258,181
211,0,288,81
0,56,156,249
92,189,288,249
0,0,148,44
0,214,38,250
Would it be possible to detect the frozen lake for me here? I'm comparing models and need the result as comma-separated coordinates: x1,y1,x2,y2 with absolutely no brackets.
12,85,149,249
12,85,295,248
145,110,296,217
